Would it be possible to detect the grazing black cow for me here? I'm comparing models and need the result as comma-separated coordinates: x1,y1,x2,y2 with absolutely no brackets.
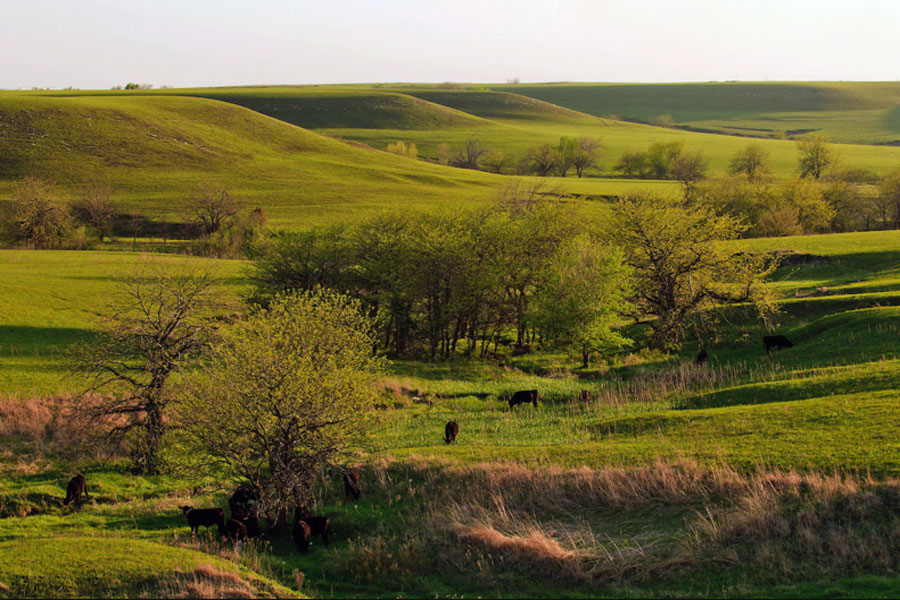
343,468,361,500
444,420,459,444
578,390,592,403
294,506,331,548
763,335,793,354
180,506,225,535
64,474,89,506
223,518,248,541
509,389,538,408
292,519,312,554
695,348,708,365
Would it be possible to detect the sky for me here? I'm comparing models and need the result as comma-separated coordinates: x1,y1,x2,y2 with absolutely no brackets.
3,0,900,89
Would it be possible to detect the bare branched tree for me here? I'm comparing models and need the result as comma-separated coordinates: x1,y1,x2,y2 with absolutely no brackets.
192,186,240,236
71,185,117,241
450,136,488,170
76,263,217,474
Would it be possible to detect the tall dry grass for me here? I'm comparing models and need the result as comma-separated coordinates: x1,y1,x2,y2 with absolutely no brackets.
341,458,900,586
0,394,124,465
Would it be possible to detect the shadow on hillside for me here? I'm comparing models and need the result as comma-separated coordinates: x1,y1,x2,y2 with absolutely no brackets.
0,326,97,355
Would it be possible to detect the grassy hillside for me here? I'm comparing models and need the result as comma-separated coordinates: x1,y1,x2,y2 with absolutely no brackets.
504,81,900,145
169,86,900,177
0,91,679,230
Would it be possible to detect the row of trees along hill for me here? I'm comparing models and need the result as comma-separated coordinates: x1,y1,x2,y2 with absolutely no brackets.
0,178,267,256
388,135,603,177
252,182,774,360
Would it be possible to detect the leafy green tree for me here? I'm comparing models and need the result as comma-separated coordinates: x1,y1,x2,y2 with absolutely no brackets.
611,194,774,351
646,141,684,179
797,132,836,179
573,137,601,178
2,177,70,249
553,136,578,177
728,143,772,181
527,143,557,177
175,290,383,524
531,236,631,368
615,150,647,178
878,167,900,229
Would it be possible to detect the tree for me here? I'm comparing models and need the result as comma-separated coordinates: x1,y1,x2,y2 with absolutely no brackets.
797,132,836,179
531,236,631,368
482,151,513,174
878,167,900,229
611,194,774,351
71,185,117,241
385,141,418,159
728,143,772,181
450,136,488,170
671,149,708,185
192,186,240,237
573,137,601,178
527,143,557,177
77,264,216,474
176,290,382,524
2,177,70,249
645,141,684,179
615,150,647,178
553,136,578,177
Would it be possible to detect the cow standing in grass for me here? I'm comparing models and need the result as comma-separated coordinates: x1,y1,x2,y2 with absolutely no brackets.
509,389,538,408
444,420,459,444
64,474,89,506
180,506,225,535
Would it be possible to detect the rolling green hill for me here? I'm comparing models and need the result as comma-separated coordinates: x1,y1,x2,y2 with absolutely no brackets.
503,81,900,145
0,91,678,228
168,85,900,177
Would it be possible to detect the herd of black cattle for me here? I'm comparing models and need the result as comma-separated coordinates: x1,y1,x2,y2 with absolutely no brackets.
59,335,795,554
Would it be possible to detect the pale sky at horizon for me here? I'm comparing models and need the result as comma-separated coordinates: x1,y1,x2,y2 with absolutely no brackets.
3,0,900,90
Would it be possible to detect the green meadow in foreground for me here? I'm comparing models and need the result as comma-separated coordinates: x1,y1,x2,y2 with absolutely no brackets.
4,227,900,597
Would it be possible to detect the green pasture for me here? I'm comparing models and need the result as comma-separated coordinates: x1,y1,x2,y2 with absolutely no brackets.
502,81,900,145
0,250,247,398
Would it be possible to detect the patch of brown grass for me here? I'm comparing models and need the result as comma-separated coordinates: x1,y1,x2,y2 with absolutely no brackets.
143,564,260,599
0,394,125,463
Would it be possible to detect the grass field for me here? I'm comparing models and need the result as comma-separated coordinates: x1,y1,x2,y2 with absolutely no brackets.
502,81,900,145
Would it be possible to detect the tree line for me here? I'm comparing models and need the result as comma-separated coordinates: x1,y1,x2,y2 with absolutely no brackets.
252,183,773,361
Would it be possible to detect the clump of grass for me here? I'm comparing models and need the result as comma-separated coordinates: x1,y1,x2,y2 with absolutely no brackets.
145,564,258,599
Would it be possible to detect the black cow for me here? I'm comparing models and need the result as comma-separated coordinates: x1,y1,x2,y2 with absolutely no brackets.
695,348,708,365
294,506,330,548
180,506,225,535
343,468,361,500
763,335,793,354
509,389,538,408
578,390,592,403
223,518,248,541
64,474,89,506
444,420,459,444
